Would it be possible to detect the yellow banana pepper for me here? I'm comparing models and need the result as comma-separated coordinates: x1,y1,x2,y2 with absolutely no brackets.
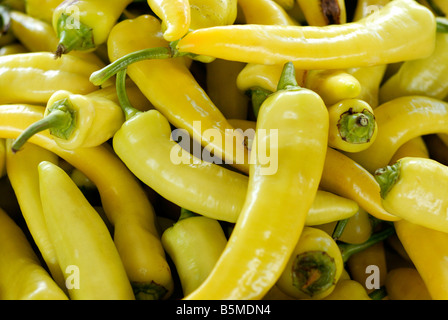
272,0,295,11
94,14,250,173
11,89,124,151
146,0,190,41
38,161,135,300
0,104,174,300
0,206,68,300
5,139,65,289
394,219,448,299
385,267,432,300
0,52,99,105
175,0,436,70
348,96,448,173
25,0,63,24
323,280,371,300
327,99,377,153
346,65,387,109
205,58,249,120
184,62,328,300
237,0,298,26
296,0,346,26
161,209,228,296
276,227,344,300
188,0,237,30
0,42,26,55
353,0,390,22
52,0,133,56
389,136,429,164
304,69,362,106
375,157,448,233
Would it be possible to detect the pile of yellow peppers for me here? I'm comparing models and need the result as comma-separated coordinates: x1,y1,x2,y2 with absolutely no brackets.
0,0,448,301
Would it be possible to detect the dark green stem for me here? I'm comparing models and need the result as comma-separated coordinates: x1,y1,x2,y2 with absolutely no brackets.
292,251,337,297
374,162,401,199
338,108,376,145
90,47,173,86
179,208,198,221
115,69,141,121
436,17,448,33
332,218,350,240
369,286,388,300
338,226,395,263
250,88,272,118
0,5,10,35
11,100,75,152
277,61,299,91
55,13,95,58
132,281,168,300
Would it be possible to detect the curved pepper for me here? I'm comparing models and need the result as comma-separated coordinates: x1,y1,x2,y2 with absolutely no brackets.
0,43,27,55
327,98,377,153
188,0,237,30
11,89,125,151
237,0,299,26
52,0,133,56
0,52,99,104
379,31,448,103
323,280,371,300
25,0,64,24
385,268,432,300
184,62,329,299
38,161,135,300
296,0,346,26
389,136,429,164
276,227,344,300
93,14,250,174
349,96,448,173
161,209,228,296
0,104,174,300
375,157,448,233
146,0,190,41
304,69,362,106
9,9,105,66
175,0,436,70
5,139,65,289
0,206,68,300
346,65,387,109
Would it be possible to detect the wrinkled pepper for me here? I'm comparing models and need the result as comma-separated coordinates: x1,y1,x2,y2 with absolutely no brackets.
0,52,99,105
0,206,68,300
327,98,377,153
11,89,124,151
175,0,436,70
38,161,135,300
52,0,133,56
161,209,228,296
0,104,174,300
276,227,344,300
5,139,65,289
184,62,328,299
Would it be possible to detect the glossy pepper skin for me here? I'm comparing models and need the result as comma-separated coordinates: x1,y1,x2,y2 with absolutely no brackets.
375,157,448,233
237,0,299,26
104,14,249,173
0,206,68,300
188,0,237,30
161,211,228,296
353,0,390,21
184,63,329,300
25,0,64,24
0,43,27,55
146,0,191,41
323,280,371,300
5,140,66,289
327,99,377,153
385,268,432,300
11,89,125,151
52,0,133,56
276,227,344,300
0,52,99,105
0,104,173,300
380,32,448,103
38,161,135,300
175,0,436,70
349,96,448,173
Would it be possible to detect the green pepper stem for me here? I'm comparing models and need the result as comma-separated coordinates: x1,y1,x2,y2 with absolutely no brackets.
338,109,376,145
11,109,74,152
368,286,387,300
338,226,395,263
90,47,173,86
277,61,299,91
250,88,272,118
116,69,141,121
0,5,11,35
54,13,95,58
179,208,198,221
374,162,401,199
132,281,169,300
332,218,350,240
292,251,337,297
436,17,448,33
